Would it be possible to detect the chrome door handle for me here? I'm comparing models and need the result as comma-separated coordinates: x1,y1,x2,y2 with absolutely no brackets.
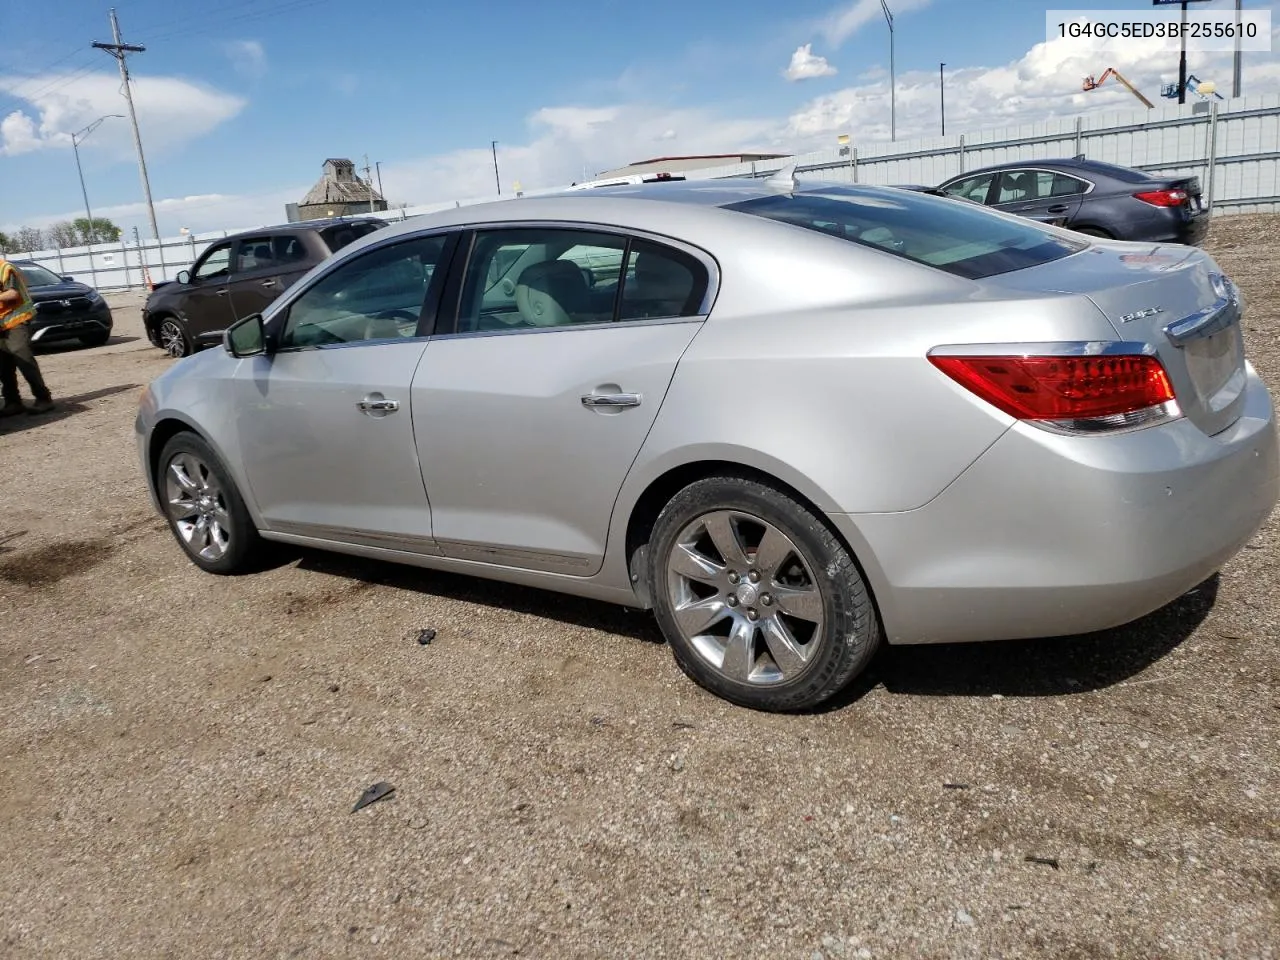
216,289,229,296
357,398,400,413
260,279,278,288
581,393,642,408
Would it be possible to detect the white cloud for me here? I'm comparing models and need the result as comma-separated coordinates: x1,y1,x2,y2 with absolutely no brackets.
785,27,1280,145
657,128,678,141
0,71,244,157
784,44,838,82
223,40,266,80
821,0,933,46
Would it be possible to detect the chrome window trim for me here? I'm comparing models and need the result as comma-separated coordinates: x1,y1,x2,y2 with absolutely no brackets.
433,314,706,343
992,168,1096,202
454,219,722,319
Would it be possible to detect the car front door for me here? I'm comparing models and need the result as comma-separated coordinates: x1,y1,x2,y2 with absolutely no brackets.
939,173,997,206
992,169,1087,226
180,241,235,339
413,226,713,576
232,232,458,550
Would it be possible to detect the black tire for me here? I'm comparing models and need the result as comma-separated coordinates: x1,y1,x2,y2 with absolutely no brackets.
1075,226,1114,239
647,474,880,712
157,316,192,358
157,431,262,574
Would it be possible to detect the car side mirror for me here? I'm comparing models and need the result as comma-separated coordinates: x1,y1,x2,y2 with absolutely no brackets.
61,275,75,282
176,269,191,284
225,313,268,358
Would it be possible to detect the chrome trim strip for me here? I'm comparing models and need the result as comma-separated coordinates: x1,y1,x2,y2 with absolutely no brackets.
1162,278,1241,347
927,340,1157,358
266,520,441,556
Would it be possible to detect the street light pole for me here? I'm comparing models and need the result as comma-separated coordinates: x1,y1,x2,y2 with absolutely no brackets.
69,114,123,244
880,0,895,141
1232,0,1243,97
491,140,501,196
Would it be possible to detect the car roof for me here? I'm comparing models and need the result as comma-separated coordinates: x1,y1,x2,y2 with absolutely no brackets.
224,216,385,238
943,158,1153,180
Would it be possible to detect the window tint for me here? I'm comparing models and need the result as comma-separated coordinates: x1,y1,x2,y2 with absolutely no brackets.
194,243,231,280
457,228,626,333
619,240,707,320
997,171,1087,203
941,174,995,204
234,237,277,273
319,221,385,253
725,189,1086,280
273,235,310,265
280,234,448,348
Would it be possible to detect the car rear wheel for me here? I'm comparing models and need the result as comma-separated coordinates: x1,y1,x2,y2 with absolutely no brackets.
648,475,880,712
158,317,192,358
158,431,262,574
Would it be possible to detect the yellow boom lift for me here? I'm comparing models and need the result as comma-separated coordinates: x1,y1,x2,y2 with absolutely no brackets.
1082,68,1155,109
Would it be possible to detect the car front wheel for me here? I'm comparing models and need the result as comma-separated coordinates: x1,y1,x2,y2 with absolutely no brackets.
158,317,192,358
648,475,881,712
157,431,262,574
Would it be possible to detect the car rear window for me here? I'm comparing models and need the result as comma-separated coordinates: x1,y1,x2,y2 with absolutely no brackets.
1075,160,1151,183
724,189,1085,280
319,221,386,253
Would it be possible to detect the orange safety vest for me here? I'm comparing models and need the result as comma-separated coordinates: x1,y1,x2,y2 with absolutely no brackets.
0,260,36,331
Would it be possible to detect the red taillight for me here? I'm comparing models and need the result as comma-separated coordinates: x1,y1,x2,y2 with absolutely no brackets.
1134,188,1189,207
929,354,1176,421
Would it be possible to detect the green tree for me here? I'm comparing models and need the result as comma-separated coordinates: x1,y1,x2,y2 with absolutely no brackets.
48,221,81,248
0,232,10,253
74,217,122,243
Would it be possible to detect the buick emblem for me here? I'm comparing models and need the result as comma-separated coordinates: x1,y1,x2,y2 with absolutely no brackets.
59,299,71,308
1119,306,1163,323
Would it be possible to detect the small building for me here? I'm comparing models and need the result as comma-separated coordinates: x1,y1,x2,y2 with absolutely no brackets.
292,158,387,221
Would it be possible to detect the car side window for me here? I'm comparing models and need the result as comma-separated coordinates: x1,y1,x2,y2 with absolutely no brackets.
619,239,707,320
456,228,627,333
278,234,448,349
941,174,995,204
997,171,1041,203
272,235,309,265
234,237,278,274
194,243,232,280
1050,173,1088,197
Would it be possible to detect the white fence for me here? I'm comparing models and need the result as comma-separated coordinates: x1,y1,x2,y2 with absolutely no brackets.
8,94,1279,292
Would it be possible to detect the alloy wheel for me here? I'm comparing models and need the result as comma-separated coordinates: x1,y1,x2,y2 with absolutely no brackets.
164,453,232,561
665,510,825,685
160,319,187,358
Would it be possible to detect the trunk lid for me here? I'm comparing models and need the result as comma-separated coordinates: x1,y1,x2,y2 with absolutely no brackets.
989,242,1247,436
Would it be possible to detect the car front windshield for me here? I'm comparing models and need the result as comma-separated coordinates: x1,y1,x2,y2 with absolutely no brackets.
725,188,1086,280
15,263,63,286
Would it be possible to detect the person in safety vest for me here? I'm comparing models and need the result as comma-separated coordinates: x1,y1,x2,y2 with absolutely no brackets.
0,256,55,416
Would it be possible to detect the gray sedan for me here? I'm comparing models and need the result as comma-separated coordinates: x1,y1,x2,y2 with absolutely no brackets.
135,173,1279,712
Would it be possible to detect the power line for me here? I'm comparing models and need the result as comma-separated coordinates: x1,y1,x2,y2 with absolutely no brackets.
93,7,159,241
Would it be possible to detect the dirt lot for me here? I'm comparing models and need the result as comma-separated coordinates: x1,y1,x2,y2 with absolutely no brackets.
3,218,1278,959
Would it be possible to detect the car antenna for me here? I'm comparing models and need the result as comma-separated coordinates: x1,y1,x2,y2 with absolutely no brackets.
765,163,798,194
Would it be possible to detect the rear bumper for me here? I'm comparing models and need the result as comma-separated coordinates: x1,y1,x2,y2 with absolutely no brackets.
835,365,1278,644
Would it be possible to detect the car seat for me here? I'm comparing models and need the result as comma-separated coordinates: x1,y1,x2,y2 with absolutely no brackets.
514,260,592,327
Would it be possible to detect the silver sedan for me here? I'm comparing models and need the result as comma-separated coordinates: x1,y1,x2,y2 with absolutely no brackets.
136,172,1280,712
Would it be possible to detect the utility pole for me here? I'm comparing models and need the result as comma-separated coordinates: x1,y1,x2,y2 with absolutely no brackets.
940,63,946,136
375,161,384,200
363,154,376,212
1232,0,1243,98
491,141,501,195
1178,1,1188,104
93,9,158,240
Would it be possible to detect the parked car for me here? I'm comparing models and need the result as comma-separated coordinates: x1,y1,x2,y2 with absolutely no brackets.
10,260,113,348
142,216,387,357
135,176,1278,713
935,158,1210,245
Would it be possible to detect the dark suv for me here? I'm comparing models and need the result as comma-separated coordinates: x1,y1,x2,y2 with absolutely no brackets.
142,217,387,357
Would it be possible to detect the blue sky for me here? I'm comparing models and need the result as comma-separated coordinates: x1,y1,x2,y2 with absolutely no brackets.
2,0,1275,239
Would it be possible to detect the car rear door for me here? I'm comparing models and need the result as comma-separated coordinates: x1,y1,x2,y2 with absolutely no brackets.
412,226,713,576
227,234,304,322
993,169,1085,226
232,232,458,548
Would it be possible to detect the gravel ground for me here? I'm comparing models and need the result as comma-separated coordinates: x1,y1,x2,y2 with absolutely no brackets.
2,218,1278,959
